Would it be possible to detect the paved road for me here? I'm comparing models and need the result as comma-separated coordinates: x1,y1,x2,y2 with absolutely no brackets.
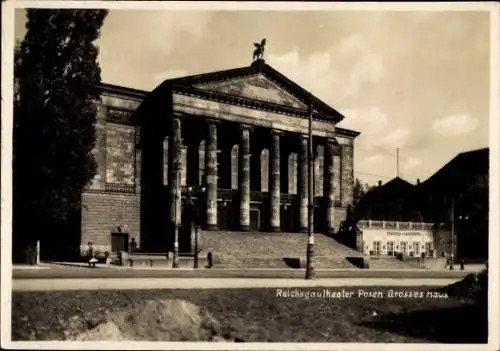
12,277,460,292
11,264,475,280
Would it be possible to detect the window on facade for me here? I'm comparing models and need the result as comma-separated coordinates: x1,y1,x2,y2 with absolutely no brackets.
387,241,394,256
413,242,420,255
401,241,408,254
261,149,269,192
425,242,433,255
231,144,239,190
198,140,205,186
288,153,298,194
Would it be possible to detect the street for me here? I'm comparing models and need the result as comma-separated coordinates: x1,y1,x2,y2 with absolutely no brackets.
12,277,461,291
10,263,477,280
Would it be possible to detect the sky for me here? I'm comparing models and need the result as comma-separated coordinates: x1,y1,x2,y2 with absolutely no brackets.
14,8,491,186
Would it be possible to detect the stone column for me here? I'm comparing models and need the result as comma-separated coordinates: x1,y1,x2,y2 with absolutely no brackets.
239,125,251,231
205,120,218,231
299,135,308,232
325,138,339,235
269,130,282,232
168,117,182,228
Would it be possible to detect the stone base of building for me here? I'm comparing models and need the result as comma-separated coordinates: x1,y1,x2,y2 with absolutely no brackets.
205,223,218,231
327,228,336,236
79,190,351,257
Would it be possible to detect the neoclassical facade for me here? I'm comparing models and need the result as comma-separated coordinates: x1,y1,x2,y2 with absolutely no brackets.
81,60,360,255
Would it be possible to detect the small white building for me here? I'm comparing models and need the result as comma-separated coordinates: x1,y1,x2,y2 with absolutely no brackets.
356,220,455,258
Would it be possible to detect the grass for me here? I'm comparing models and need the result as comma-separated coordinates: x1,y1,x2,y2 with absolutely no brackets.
12,286,487,343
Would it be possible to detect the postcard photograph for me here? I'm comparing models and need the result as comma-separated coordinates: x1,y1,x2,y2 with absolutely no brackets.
1,1,499,350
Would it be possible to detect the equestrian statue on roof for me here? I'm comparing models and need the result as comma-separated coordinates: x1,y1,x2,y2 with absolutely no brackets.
253,38,267,62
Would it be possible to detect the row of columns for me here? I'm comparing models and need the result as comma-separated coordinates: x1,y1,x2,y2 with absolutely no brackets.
167,117,340,233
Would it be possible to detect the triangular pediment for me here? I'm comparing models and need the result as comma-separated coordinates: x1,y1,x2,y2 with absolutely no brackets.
194,74,308,110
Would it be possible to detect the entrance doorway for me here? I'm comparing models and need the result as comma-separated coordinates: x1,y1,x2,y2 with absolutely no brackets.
250,208,260,231
111,232,129,254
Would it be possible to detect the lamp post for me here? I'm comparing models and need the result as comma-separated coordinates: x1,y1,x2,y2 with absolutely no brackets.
457,214,469,269
187,185,206,269
172,159,181,269
305,101,315,280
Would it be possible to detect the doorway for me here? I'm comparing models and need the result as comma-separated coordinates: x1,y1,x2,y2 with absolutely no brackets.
111,232,129,254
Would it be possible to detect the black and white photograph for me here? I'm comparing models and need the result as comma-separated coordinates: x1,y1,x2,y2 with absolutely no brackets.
1,1,499,350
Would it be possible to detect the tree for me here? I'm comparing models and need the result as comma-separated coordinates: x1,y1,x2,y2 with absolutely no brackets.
352,178,368,210
13,9,108,262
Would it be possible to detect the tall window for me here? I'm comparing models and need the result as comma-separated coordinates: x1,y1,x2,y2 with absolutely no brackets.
231,144,239,190
198,140,205,186
288,152,297,194
401,242,408,255
260,149,269,192
413,242,420,256
425,242,433,256
387,241,394,256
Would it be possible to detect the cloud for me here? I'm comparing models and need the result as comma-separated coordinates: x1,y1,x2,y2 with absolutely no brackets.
431,114,479,136
379,128,410,148
401,157,422,173
152,69,187,86
337,106,389,135
335,34,385,98
358,154,386,170
266,33,385,104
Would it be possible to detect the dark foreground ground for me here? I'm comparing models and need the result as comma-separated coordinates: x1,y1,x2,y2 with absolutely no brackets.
12,286,487,343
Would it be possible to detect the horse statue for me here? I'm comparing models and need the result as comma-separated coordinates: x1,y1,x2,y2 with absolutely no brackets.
253,38,267,62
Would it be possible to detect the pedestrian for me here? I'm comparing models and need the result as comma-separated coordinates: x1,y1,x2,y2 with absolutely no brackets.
87,242,98,268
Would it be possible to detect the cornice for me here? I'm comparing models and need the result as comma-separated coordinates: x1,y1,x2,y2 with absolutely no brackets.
171,84,340,124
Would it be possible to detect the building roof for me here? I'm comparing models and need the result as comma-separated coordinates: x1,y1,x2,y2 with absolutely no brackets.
152,59,346,124
421,147,489,192
364,177,415,201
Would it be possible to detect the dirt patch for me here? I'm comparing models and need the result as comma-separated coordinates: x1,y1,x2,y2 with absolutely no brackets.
66,299,239,342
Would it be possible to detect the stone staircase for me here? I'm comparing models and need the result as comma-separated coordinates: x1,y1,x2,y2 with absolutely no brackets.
201,230,362,269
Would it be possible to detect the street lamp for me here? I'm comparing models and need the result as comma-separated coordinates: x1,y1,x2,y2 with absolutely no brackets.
172,159,181,269
305,101,315,280
187,185,206,269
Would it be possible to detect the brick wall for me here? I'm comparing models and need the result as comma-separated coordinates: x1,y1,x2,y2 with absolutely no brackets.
81,191,140,255
106,122,136,185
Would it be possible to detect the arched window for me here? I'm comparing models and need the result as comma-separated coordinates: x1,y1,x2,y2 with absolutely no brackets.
288,152,297,194
231,144,239,190
315,145,324,196
260,149,269,192
198,140,205,186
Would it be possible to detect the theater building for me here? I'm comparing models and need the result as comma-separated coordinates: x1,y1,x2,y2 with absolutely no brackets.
80,59,360,255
